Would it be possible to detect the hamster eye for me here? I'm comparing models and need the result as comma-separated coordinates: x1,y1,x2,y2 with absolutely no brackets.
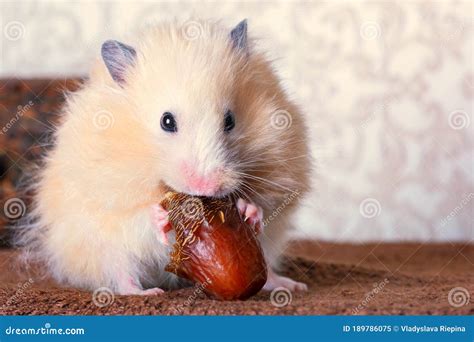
224,110,235,132
161,112,177,133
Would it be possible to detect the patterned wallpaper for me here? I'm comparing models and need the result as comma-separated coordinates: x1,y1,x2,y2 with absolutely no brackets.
0,0,473,242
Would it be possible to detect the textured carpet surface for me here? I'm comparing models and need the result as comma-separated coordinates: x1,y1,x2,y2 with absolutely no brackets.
0,241,472,315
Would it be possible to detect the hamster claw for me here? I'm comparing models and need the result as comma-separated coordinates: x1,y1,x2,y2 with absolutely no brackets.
151,203,172,245
236,198,264,234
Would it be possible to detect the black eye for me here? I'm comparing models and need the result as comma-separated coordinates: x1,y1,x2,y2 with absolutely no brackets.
224,110,235,132
161,112,177,133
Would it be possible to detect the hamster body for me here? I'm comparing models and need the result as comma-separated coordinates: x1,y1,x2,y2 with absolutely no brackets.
17,20,311,294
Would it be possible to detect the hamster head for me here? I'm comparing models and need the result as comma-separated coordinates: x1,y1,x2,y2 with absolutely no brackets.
93,19,310,203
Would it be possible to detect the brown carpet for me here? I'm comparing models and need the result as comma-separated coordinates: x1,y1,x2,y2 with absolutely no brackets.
0,241,472,315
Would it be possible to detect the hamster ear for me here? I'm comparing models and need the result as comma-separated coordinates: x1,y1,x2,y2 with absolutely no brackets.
230,19,248,52
101,40,137,85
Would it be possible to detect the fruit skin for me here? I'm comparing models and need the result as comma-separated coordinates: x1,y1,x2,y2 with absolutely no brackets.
161,192,267,300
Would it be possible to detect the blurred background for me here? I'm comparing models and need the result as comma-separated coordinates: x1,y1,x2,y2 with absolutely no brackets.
0,0,472,243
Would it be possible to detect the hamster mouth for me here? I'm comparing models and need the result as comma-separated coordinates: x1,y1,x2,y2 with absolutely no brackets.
183,188,232,199
159,181,233,199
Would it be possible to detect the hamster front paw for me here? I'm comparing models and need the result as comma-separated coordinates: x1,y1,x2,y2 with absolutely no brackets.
117,276,165,296
263,269,308,292
134,287,165,295
151,203,172,245
120,287,165,296
236,198,264,234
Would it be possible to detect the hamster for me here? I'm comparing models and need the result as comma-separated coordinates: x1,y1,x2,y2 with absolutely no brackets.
16,19,311,295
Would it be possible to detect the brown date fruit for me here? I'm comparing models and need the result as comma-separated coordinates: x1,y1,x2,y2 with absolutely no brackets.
161,192,267,300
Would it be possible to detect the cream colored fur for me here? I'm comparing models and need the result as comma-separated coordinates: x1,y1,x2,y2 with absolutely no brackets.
17,20,311,293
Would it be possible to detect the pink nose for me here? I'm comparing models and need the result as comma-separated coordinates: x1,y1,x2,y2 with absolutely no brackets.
181,162,221,196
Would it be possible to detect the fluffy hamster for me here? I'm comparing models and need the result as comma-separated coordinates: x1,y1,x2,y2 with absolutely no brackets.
17,19,311,295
